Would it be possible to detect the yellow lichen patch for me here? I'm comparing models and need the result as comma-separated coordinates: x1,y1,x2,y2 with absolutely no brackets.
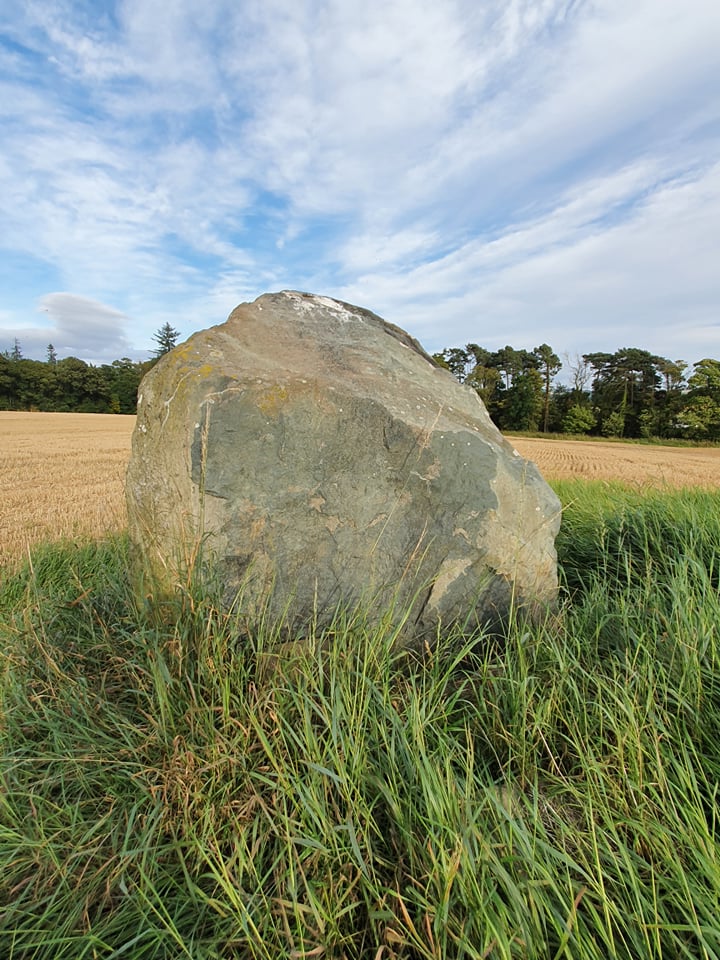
172,343,195,363
256,384,289,416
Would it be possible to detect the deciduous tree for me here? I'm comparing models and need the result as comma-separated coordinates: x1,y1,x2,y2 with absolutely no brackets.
681,359,720,439
502,367,544,431
562,404,595,434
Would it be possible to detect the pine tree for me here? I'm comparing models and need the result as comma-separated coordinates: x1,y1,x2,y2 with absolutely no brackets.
152,322,181,357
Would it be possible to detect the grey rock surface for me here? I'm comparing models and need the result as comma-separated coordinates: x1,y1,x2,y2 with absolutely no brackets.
126,291,561,639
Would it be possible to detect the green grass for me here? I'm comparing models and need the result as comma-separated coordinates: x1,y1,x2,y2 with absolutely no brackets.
1,481,719,958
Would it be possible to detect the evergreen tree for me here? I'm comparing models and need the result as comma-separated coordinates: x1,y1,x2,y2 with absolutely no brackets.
532,343,562,433
432,346,472,380
584,348,664,438
152,322,181,357
0,354,18,407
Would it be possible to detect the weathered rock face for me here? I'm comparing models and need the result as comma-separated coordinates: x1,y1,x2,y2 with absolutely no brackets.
126,291,561,639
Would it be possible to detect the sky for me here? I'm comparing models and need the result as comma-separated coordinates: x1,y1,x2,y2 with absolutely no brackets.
1,0,719,372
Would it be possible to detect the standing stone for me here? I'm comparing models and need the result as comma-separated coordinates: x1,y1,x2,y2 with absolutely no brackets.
126,291,560,640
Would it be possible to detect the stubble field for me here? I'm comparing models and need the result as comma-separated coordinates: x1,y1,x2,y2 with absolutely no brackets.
3,410,720,957
513,434,720,488
2,411,720,568
0,412,135,568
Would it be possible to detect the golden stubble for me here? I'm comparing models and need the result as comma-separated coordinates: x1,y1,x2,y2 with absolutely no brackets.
0,412,135,570
512,437,720,489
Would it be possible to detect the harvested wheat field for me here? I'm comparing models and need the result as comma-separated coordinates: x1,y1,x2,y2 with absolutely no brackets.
2,412,719,570
512,436,720,490
0,412,135,569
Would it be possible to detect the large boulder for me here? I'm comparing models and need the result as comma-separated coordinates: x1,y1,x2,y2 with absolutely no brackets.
126,291,560,639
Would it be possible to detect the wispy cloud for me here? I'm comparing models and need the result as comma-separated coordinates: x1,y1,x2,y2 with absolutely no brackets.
340,159,720,353
0,0,718,367
1,293,136,363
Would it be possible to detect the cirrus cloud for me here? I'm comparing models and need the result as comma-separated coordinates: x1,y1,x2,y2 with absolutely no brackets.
0,0,718,371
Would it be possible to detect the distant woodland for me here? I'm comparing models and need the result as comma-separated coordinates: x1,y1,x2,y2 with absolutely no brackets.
2,332,719,440
0,324,179,416
0,351,148,415
433,344,720,441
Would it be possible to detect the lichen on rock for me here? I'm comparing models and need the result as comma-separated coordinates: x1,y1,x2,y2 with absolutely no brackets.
126,291,561,641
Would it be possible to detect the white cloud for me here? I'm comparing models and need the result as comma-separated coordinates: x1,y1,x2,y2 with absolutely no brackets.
0,0,719,372
1,293,137,363
336,158,720,361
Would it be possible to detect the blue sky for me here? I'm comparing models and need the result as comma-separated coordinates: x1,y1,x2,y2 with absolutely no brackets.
1,0,719,372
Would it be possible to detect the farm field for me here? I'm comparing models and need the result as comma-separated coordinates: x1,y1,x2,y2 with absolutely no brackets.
2,411,719,568
0,411,135,568
2,414,720,957
512,435,720,488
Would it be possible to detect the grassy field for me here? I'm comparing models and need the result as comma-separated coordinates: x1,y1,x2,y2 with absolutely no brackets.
1,479,719,958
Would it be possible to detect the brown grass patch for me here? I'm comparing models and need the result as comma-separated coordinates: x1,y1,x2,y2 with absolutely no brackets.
2,413,719,571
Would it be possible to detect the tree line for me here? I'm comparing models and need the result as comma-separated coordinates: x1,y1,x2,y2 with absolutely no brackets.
433,343,720,441
0,324,180,415
3,326,720,440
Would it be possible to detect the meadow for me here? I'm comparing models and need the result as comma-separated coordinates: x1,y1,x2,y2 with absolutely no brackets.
1,415,720,958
